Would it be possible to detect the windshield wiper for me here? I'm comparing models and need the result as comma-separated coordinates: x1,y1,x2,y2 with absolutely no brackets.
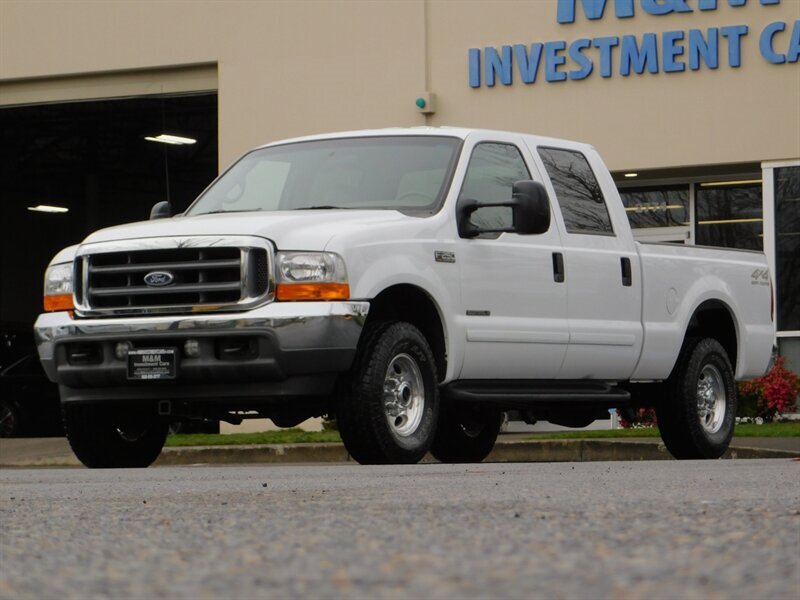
295,205,348,210
196,209,263,215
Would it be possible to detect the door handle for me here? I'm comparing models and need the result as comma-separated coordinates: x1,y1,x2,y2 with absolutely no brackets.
552,252,565,283
621,257,632,287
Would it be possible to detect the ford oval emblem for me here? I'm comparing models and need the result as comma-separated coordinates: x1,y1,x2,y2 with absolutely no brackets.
143,271,175,287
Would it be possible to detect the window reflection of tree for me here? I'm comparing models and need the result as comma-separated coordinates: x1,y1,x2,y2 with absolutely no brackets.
696,185,762,251
460,143,530,231
538,148,613,234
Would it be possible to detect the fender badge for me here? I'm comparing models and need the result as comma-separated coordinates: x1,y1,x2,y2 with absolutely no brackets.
434,251,456,264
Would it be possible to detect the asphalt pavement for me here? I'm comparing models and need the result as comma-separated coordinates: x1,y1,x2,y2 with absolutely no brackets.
1,461,798,599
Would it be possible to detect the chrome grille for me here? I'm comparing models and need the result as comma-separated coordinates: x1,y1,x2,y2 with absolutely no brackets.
76,240,272,316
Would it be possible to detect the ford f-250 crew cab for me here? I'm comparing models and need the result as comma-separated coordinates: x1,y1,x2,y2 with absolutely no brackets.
34,128,775,468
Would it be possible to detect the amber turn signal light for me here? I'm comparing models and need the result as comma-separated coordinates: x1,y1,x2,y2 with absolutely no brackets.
44,294,75,312
276,283,350,301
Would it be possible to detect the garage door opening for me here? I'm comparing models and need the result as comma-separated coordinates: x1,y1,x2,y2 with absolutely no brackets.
0,92,218,364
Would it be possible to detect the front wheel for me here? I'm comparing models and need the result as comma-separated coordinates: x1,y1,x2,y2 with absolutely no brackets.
337,321,439,465
656,337,737,459
0,399,23,437
430,405,503,463
63,404,168,468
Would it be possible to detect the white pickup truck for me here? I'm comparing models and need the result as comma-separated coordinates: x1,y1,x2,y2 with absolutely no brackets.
34,128,775,468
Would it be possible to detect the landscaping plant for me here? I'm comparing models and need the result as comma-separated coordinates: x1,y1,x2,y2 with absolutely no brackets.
737,357,800,422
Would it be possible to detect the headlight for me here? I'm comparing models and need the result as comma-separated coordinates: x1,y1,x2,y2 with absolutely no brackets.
43,262,75,312
275,252,349,301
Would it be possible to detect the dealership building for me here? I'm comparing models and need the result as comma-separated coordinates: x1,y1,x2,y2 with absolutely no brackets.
1,0,798,370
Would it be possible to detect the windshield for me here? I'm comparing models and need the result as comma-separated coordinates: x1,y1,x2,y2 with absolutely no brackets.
187,135,462,216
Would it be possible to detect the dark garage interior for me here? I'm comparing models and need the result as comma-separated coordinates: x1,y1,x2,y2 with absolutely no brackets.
0,92,218,366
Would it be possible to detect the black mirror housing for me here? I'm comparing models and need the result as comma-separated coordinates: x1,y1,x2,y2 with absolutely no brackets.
457,180,550,238
150,201,172,220
512,180,550,235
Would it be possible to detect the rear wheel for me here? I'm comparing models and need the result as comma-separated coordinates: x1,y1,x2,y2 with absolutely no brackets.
337,321,439,465
656,337,736,459
430,405,503,463
63,404,168,468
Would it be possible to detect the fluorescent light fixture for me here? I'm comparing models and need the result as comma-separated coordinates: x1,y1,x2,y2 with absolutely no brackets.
698,218,763,225
625,204,684,212
144,134,197,145
624,173,638,178
699,179,762,187
28,205,69,213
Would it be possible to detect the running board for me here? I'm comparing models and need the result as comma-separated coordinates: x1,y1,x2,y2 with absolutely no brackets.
441,380,631,408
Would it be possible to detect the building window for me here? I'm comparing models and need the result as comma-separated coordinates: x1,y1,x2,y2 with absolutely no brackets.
538,147,614,235
775,166,800,332
619,185,690,229
695,181,763,251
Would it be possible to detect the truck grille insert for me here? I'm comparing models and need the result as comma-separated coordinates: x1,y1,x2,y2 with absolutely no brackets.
81,247,270,313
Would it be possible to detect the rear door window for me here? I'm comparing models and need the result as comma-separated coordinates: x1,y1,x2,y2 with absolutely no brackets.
537,147,614,235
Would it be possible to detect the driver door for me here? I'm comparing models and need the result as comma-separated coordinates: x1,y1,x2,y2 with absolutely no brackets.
456,135,568,379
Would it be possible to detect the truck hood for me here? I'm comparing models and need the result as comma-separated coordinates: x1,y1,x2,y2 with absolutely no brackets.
81,210,415,251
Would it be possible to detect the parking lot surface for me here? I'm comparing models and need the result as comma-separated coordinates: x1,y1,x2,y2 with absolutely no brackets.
1,460,798,599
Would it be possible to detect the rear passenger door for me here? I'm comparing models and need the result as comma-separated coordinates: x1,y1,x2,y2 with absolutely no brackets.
457,135,568,379
530,145,643,380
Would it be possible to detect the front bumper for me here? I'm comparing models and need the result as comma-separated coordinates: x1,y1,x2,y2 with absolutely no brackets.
34,301,368,404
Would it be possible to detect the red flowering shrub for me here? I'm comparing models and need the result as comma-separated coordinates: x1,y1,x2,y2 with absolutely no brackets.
738,357,800,422
617,408,657,429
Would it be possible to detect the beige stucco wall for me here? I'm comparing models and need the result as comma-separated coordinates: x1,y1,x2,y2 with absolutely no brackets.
1,0,798,171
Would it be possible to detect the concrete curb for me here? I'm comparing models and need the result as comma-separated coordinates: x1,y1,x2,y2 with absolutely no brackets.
151,439,799,466
2,438,797,468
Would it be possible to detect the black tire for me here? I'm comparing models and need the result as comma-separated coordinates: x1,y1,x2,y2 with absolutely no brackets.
0,399,23,437
63,404,168,468
430,405,503,463
337,321,439,465
656,337,737,459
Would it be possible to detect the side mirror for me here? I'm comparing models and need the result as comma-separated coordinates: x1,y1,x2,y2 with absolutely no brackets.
512,180,550,235
457,180,550,238
150,200,172,220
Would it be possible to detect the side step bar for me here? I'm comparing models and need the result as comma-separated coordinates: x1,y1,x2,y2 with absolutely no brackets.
441,380,631,408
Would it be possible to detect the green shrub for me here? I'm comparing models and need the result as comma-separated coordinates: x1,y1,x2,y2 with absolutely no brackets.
321,416,339,432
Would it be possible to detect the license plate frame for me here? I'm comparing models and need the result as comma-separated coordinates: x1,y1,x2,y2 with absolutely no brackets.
127,348,177,380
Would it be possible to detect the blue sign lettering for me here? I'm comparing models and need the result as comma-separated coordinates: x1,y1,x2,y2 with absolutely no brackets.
558,0,781,23
760,21,787,63
594,36,621,76
662,30,687,72
514,43,544,83
688,28,720,69
469,1,791,88
620,33,659,75
641,0,692,16
485,46,513,86
760,20,800,63
720,24,748,67
545,41,569,81
569,38,595,79
469,48,481,87
789,20,800,62
557,0,634,24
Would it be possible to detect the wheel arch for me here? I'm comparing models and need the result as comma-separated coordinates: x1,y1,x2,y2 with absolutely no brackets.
364,284,447,382
682,299,739,373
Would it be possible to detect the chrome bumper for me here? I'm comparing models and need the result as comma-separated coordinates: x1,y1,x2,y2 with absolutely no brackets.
34,301,369,383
